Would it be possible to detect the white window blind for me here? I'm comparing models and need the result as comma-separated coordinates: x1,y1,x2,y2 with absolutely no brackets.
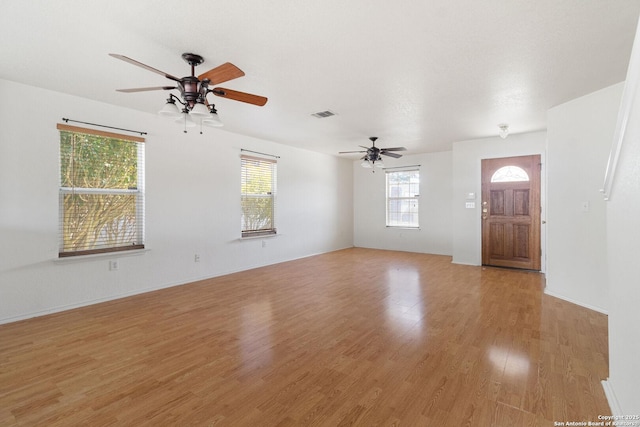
241,155,277,237
386,169,420,228
58,124,145,257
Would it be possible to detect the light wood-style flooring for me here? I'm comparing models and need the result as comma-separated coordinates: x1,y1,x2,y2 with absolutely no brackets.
0,248,610,426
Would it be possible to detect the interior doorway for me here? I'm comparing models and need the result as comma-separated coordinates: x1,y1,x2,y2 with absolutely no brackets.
481,155,541,270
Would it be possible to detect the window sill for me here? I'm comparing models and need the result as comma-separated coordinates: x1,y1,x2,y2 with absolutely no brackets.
53,248,149,264
386,226,421,230
239,233,279,241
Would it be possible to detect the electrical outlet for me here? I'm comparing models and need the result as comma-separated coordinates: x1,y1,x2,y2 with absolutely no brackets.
262,240,267,248
109,260,119,271
194,254,200,262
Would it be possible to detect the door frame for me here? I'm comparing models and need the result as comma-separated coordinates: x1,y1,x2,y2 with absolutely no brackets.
478,153,546,273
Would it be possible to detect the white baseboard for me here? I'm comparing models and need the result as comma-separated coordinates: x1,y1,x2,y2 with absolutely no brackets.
544,289,608,315
450,260,480,266
601,379,623,416
0,280,186,325
0,246,355,325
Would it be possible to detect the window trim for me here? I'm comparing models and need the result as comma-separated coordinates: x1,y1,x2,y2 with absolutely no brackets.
241,154,277,238
57,124,145,257
385,168,420,229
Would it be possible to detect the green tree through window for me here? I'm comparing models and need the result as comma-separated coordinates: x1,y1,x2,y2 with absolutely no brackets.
58,125,144,256
241,155,276,237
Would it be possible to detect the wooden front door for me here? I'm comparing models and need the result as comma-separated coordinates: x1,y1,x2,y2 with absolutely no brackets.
481,155,541,270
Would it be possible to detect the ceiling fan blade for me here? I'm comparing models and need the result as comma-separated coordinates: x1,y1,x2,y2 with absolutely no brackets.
381,151,403,158
212,88,268,106
116,86,177,93
109,53,181,82
380,147,407,151
339,150,367,154
198,62,245,85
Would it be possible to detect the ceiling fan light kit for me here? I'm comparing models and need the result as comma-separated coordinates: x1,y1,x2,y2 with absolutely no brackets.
158,97,181,117
201,106,223,127
189,101,210,118
110,52,267,133
176,110,197,128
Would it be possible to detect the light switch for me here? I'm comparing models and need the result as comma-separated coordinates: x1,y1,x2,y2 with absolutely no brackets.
465,202,476,209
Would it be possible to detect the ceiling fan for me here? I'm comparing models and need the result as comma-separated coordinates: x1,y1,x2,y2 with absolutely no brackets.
109,52,267,130
339,137,406,168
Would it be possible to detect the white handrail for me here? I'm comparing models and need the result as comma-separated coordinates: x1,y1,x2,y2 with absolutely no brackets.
601,17,640,201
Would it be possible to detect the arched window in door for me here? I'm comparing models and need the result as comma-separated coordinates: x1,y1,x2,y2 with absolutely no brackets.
490,166,529,182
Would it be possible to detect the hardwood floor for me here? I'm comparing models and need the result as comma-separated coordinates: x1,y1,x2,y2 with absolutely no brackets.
0,248,610,426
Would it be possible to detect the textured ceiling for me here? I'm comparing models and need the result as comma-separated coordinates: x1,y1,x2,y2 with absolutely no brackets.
2,0,639,156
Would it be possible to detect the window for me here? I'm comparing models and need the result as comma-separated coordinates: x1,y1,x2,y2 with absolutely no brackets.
58,124,145,257
491,166,529,182
241,155,277,237
386,169,419,228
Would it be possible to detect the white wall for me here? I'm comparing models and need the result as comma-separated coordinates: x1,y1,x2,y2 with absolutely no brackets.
545,83,624,313
603,26,640,414
451,131,547,267
0,79,354,323
353,151,453,255
605,92,640,416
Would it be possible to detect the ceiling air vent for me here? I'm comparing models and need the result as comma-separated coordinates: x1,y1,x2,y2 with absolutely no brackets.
311,110,336,118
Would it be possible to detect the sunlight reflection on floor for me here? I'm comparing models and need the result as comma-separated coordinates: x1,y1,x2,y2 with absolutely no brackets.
385,267,424,335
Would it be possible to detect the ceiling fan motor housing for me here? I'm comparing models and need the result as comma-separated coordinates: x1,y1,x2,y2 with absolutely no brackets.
181,54,206,108
366,147,381,161
180,76,206,107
